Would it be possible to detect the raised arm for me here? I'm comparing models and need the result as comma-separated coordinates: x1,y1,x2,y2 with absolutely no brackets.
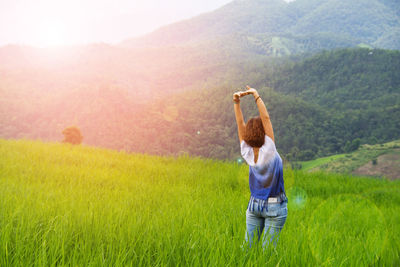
245,86,275,142
233,92,245,142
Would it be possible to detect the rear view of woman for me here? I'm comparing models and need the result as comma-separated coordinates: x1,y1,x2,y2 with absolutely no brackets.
233,86,288,248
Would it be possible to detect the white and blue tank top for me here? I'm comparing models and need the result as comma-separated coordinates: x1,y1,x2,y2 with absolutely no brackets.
241,135,285,200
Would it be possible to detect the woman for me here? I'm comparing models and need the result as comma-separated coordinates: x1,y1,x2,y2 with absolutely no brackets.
233,86,287,248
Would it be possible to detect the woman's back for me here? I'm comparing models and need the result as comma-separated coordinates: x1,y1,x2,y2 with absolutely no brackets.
241,135,285,200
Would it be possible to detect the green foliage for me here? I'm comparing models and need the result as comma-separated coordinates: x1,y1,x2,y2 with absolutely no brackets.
290,162,303,170
0,139,399,266
344,138,361,153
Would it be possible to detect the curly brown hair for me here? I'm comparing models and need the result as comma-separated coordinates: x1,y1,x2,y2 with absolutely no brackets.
243,117,265,147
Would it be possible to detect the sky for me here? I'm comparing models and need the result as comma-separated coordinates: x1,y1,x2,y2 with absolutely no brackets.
0,0,234,47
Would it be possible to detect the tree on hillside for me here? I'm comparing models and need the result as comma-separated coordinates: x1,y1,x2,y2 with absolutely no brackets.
62,126,83,145
344,138,361,153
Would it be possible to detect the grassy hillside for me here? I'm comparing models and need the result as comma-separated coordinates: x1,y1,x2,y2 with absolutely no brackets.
300,139,400,179
1,139,399,266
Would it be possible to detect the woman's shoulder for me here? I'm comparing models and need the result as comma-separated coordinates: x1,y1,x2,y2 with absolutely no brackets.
257,135,277,164
240,140,253,163
261,135,276,152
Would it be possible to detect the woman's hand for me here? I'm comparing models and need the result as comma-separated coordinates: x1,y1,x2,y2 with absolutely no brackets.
233,91,243,103
233,86,259,102
245,85,259,98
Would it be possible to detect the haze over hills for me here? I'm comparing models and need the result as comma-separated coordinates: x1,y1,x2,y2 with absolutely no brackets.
0,0,399,162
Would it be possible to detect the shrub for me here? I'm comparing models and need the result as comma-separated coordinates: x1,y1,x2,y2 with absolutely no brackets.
291,162,302,170
298,150,316,161
344,138,361,153
62,126,83,145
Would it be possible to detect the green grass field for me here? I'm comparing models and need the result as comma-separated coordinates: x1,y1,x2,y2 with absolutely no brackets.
1,139,400,266
300,154,347,172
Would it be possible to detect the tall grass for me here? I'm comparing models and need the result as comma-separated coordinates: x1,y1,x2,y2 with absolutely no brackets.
1,139,399,266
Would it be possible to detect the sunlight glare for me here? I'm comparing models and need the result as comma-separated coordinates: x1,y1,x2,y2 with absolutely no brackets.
35,20,70,47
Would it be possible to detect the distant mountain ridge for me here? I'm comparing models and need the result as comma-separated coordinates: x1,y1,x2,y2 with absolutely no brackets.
122,0,400,54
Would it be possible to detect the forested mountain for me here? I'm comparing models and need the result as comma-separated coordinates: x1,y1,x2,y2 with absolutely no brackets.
125,49,400,161
1,48,399,160
268,49,400,110
122,0,400,54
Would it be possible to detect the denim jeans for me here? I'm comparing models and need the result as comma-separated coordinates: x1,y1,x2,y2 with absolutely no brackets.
245,198,288,248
